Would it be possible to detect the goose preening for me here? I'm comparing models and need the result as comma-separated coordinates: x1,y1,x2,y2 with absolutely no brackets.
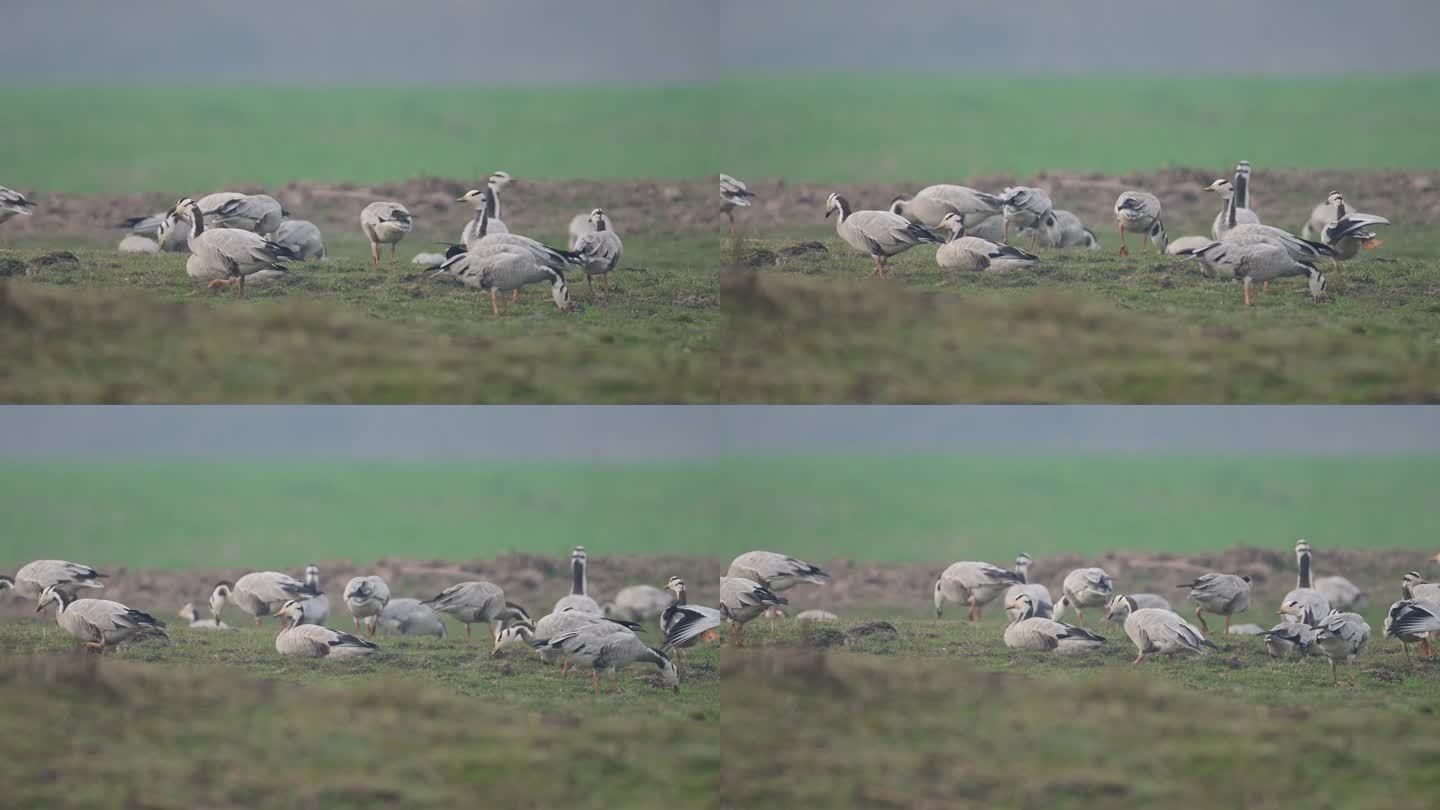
935,213,1039,272
660,576,723,653
719,576,786,646
377,598,447,638
297,564,330,627
1309,610,1371,686
934,561,1024,622
271,217,327,260
1262,621,1317,659
569,209,613,251
117,211,188,253
343,575,391,636
1178,241,1326,306
422,581,529,642
554,546,602,615
178,602,231,630
170,197,296,298
605,584,672,626
1002,553,1054,624
1383,598,1440,661
1280,539,1331,627
1111,594,1217,664
2,560,105,600
209,572,319,628
571,208,623,298
997,186,1058,246
1101,593,1173,624
272,600,380,659
1019,209,1097,250
889,185,1003,229
360,201,414,266
825,192,943,278
540,624,680,694
1302,191,1345,240
36,585,166,652
1113,191,1167,257
1206,176,1260,240
1053,567,1114,626
1176,573,1251,635
437,189,573,315
198,193,284,236
0,185,35,228
720,173,755,240
1323,213,1390,261
1003,593,1107,653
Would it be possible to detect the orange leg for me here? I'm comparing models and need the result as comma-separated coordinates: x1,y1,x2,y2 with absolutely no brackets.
465,623,472,641
1193,606,1210,634
1224,614,1231,635
1002,218,1011,245
592,670,601,695
254,616,262,628
370,241,380,267
511,289,520,303
1243,281,1253,306
490,289,500,316
561,660,571,677
1131,653,1144,665
1118,223,1129,257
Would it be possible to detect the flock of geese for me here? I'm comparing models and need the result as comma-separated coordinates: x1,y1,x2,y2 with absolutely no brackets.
6,540,1436,689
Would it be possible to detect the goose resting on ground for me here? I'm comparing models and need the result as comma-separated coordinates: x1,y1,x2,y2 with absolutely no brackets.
1018,209,1097,249
825,192,942,278
37,585,166,652
1111,594,1217,664
935,213,1039,272
1176,573,1251,635
1003,593,1107,653
179,602,231,630
272,600,380,658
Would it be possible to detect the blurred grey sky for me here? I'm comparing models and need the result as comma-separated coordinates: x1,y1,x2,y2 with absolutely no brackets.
0,407,1436,458
4,1,1438,82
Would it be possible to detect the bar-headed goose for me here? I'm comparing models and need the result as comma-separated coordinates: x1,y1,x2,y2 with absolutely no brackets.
200,193,283,236
209,571,319,628
1019,209,1097,250
360,201,414,267
1262,621,1317,659
37,585,167,652
726,551,829,594
437,190,572,315
572,208,623,298
1054,567,1114,626
1206,175,1260,240
660,576,723,653
1302,191,1345,240
935,213,1039,272
0,185,35,227
934,561,1024,622
541,624,680,694
1111,594,1217,664
422,580,528,642
1281,539,1332,626
719,576,786,646
117,211,189,253
605,584,672,626
1176,573,1251,634
378,597,447,638
720,173,755,240
1166,235,1216,256
997,186,1058,246
569,209,614,250
890,184,1003,228
1400,572,1440,656
1323,213,1390,261
295,564,330,627
458,177,512,242
343,575,391,636
171,198,296,298
1003,593,1107,653
1002,553,1054,624
272,600,380,658
4,560,105,600
1383,598,1440,661
272,217,326,260
1309,610,1370,685
179,602,232,630
1113,191,1167,256
825,192,942,278
554,546,602,615
492,609,641,667
1102,593,1173,625
1178,241,1326,306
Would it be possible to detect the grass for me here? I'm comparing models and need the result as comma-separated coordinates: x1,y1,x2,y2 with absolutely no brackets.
0,622,718,809
1,455,1436,571
4,76,1440,193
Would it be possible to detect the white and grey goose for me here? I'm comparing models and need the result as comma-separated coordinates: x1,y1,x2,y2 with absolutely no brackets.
935,213,1038,272
198,193,284,236
343,575,391,636
1019,209,1097,249
1113,191,1167,257
605,584,673,626
1383,597,1440,661
0,185,35,227
271,216,326,260
726,551,830,595
170,197,297,298
934,561,1024,622
1003,593,1106,653
540,623,680,694
554,545,602,615
660,576,722,653
1102,593,1173,625
492,609,643,668
378,598,447,638
117,210,189,253
436,189,572,315
1053,567,1114,626
1176,572,1251,635
360,201,414,267
1110,594,1217,664
1002,553,1054,624
997,186,1058,246
889,184,1003,229
1305,609,1371,686
1280,539,1331,627
826,192,942,278
1322,211,1390,261
296,564,330,627
1399,572,1440,656
1,559,106,600
1176,240,1327,306
457,174,513,243
569,209,614,251
1262,620,1318,659
36,585,167,652
719,576,787,646
571,208,623,298
1205,175,1260,240
1302,190,1345,240
720,173,755,240
272,600,379,658
209,571,319,628
178,602,231,629
422,580,529,642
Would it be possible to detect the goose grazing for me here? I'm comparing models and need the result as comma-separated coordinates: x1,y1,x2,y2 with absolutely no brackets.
1113,191,1167,257
605,584,673,626
720,173,755,240
1323,213,1390,261
3,560,105,600
209,572,319,628
1002,553,1054,624
1178,241,1326,306
1176,573,1251,635
719,576,787,646
1383,598,1440,661
554,546,602,615
438,189,573,315
935,213,1039,272
1102,593,1174,625
1280,539,1332,626
378,598,447,638
200,193,284,236
934,561,1024,622
1262,621,1318,659
1111,594,1217,664
343,575,391,636
458,176,512,243
272,600,380,658
271,217,326,260
492,610,642,667
997,186,1058,246
1053,567,1114,626
660,576,723,653
1003,593,1107,653
1206,174,1261,240
360,201,414,267
422,581,529,642
569,209,613,250
0,185,35,228
1309,610,1371,686
541,624,680,694
825,192,943,278
178,602,231,630
571,208,623,298
36,585,167,652
1302,191,1345,240
889,184,1003,229
296,564,330,627
170,198,296,298
1019,209,1097,249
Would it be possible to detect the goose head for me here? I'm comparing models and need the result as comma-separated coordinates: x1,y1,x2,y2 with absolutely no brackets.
823,193,848,220
36,584,70,613
1277,598,1307,621
665,576,687,596
488,171,512,189
456,189,488,206
589,208,607,230
0,574,12,595
1203,179,1234,199
1325,191,1345,207
937,212,966,236
1006,592,1036,620
491,622,534,657
272,599,307,625
170,197,199,219
1106,594,1139,621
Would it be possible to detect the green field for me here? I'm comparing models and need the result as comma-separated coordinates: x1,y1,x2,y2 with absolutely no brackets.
2,455,1435,570
4,76,1439,192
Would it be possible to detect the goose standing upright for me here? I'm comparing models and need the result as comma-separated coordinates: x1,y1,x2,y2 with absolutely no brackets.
720,173,755,241
1002,553,1054,624
423,580,528,642
3,560,106,600
1280,539,1331,626
935,213,1039,272
890,184,1003,229
541,624,680,694
660,576,723,653
1383,598,1440,661
1176,572,1251,634
171,197,296,298
1054,567,1114,626
825,192,942,278
554,546,602,615
343,575,391,636
719,576,787,646
437,189,572,315
934,561,1024,622
1306,609,1370,685
1113,191,1167,257
1003,593,1106,653
360,201,414,267
1400,572,1440,656
209,571,319,628
1111,594,1217,664
1204,178,1261,240
458,175,512,243
571,208,623,298
36,586,167,652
